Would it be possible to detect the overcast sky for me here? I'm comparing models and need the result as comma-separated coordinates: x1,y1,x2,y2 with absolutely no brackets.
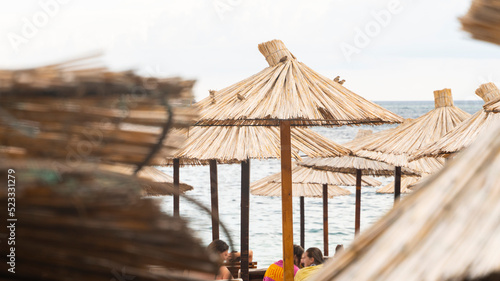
2,0,500,101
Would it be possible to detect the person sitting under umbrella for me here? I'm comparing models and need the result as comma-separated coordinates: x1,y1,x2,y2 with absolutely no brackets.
294,247,324,281
263,245,304,281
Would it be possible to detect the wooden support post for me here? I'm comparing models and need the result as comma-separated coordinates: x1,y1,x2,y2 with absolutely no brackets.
323,183,329,257
300,196,305,250
355,169,362,235
394,166,402,204
280,120,294,281
173,158,180,218
210,159,219,241
241,159,251,281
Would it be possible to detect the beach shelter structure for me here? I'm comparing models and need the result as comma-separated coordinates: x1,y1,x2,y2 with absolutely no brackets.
99,164,194,196
354,89,470,200
460,0,500,46
298,130,419,235
413,83,500,160
251,164,381,255
172,125,351,243
313,119,500,281
376,176,421,194
195,39,403,280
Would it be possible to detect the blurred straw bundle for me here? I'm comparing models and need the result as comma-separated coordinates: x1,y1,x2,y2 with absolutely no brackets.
0,161,218,281
461,0,500,46
0,54,198,168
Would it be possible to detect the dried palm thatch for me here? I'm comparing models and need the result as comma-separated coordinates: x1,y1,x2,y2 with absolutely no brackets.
174,126,352,162
298,129,420,177
251,164,381,189
376,176,421,194
460,0,500,46
0,56,198,169
299,156,419,177
412,83,500,160
355,89,470,173
195,40,403,126
99,164,194,196
0,161,218,281
313,117,500,281
251,181,350,198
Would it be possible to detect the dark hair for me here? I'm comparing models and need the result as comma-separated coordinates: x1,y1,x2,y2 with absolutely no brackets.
207,239,229,254
293,245,304,267
306,247,324,265
335,244,344,256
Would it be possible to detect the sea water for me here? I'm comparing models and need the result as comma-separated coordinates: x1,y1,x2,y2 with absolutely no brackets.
157,100,482,268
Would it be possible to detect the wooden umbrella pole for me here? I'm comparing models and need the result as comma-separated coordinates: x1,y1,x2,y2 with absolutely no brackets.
394,166,402,204
210,159,219,241
280,120,294,281
355,169,362,235
173,158,180,217
300,196,305,250
323,183,329,257
241,159,251,281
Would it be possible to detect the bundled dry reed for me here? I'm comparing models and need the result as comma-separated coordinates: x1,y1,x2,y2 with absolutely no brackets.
251,164,381,187
99,164,194,196
460,0,500,46
195,40,403,126
313,117,500,281
413,83,500,160
376,176,421,194
251,181,350,198
0,56,198,168
354,89,469,172
174,126,352,162
298,129,421,177
0,161,218,281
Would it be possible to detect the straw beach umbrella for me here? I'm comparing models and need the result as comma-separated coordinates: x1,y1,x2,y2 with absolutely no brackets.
313,119,500,281
355,89,470,201
299,130,420,235
413,83,500,160
195,39,402,280
376,176,420,194
251,164,381,255
460,0,500,46
172,125,351,243
99,164,194,196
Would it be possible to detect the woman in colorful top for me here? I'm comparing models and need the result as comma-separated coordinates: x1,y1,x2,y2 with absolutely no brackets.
294,247,324,281
263,245,304,281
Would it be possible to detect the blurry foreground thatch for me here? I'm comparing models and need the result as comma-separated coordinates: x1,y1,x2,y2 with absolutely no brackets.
0,56,198,168
0,161,218,281
461,0,500,46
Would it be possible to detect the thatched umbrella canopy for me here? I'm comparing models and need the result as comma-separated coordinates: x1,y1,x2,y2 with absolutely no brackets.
413,83,500,160
195,39,402,281
460,0,500,46
166,124,352,242
298,129,420,236
251,164,380,254
99,164,194,196
376,176,421,194
313,117,500,281
175,126,352,162
355,89,470,200
0,160,219,281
